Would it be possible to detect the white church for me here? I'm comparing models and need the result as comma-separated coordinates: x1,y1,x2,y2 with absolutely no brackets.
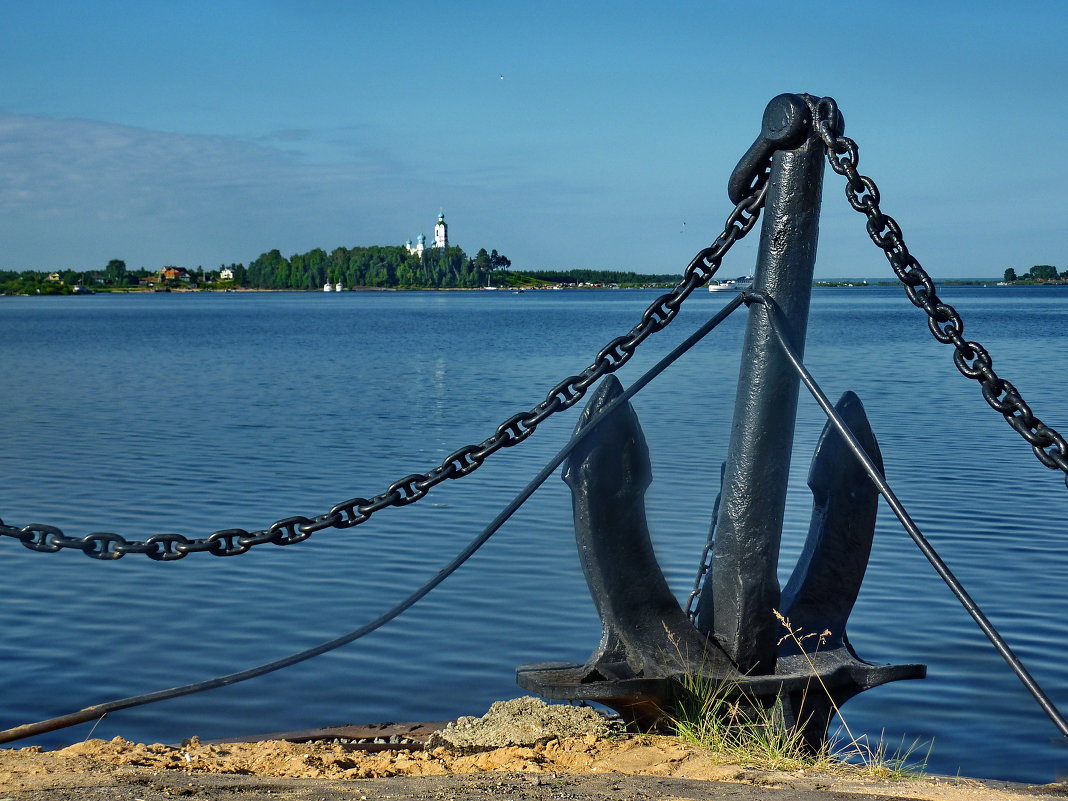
405,212,448,257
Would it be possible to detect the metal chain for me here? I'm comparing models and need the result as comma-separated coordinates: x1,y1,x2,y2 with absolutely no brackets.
685,461,724,623
813,98,1068,490
0,179,771,560
685,538,714,623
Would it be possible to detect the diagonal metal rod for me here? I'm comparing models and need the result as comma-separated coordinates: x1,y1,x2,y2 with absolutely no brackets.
0,294,748,747
749,290,1068,739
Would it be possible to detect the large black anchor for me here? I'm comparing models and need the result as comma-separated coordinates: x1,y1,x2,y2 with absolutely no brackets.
517,94,924,747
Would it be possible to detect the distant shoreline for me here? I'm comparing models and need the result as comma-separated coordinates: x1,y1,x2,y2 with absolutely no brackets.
7,280,1068,298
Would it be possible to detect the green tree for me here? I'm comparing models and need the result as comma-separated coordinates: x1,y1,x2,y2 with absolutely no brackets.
247,249,289,288
490,249,511,271
1030,265,1058,281
104,259,127,286
1003,268,1017,283
396,261,416,287
289,252,306,287
473,248,492,286
306,248,328,290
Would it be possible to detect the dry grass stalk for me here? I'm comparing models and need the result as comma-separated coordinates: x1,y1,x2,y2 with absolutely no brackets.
663,613,930,778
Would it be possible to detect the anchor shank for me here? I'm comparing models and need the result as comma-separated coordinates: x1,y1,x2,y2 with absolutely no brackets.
698,95,826,674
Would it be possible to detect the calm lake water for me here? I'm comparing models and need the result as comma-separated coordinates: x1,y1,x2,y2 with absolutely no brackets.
2,285,1067,782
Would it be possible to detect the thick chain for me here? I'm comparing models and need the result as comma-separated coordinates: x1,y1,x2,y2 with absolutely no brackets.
813,98,1068,490
0,180,770,560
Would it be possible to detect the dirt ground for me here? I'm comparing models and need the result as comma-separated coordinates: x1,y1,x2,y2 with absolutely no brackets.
3,733,1067,801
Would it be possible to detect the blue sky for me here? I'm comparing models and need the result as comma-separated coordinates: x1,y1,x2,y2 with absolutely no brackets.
1,1,1065,278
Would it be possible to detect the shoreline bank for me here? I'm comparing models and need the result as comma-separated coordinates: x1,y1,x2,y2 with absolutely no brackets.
2,731,1064,801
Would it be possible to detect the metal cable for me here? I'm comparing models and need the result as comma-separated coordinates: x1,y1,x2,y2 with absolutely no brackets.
0,178,770,561
749,290,1068,739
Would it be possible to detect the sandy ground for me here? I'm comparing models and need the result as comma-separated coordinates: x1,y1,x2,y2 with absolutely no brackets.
3,733,1067,801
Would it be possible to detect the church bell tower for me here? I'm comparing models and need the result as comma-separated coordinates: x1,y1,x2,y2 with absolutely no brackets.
433,212,448,250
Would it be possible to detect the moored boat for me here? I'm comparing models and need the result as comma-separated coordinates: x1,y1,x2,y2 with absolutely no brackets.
708,276,754,292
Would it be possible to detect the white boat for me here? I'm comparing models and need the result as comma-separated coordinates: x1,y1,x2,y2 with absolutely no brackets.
323,282,332,292
708,276,755,292
335,282,343,292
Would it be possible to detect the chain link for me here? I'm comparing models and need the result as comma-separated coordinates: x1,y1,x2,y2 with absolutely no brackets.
0,178,770,560
685,538,714,623
813,97,1068,490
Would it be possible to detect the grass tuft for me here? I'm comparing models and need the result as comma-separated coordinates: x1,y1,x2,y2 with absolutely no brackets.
670,670,838,772
664,612,931,779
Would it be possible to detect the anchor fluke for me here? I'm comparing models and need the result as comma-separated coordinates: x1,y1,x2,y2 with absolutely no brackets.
517,376,729,726
780,390,883,652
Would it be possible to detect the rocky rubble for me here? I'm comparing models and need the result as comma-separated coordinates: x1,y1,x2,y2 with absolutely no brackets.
425,696,609,753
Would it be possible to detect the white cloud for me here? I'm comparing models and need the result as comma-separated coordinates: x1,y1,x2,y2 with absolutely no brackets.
0,113,436,269
0,113,614,272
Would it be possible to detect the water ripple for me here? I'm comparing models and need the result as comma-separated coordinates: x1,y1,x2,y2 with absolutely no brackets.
1,288,1066,781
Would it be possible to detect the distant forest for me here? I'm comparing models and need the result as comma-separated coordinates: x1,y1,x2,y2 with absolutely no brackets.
1003,265,1068,283
238,248,679,289
243,245,510,289
1,244,686,294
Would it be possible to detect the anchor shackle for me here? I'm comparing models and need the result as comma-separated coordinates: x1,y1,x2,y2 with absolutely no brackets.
728,93,843,205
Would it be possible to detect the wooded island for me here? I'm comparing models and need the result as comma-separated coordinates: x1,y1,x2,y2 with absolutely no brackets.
0,245,683,295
